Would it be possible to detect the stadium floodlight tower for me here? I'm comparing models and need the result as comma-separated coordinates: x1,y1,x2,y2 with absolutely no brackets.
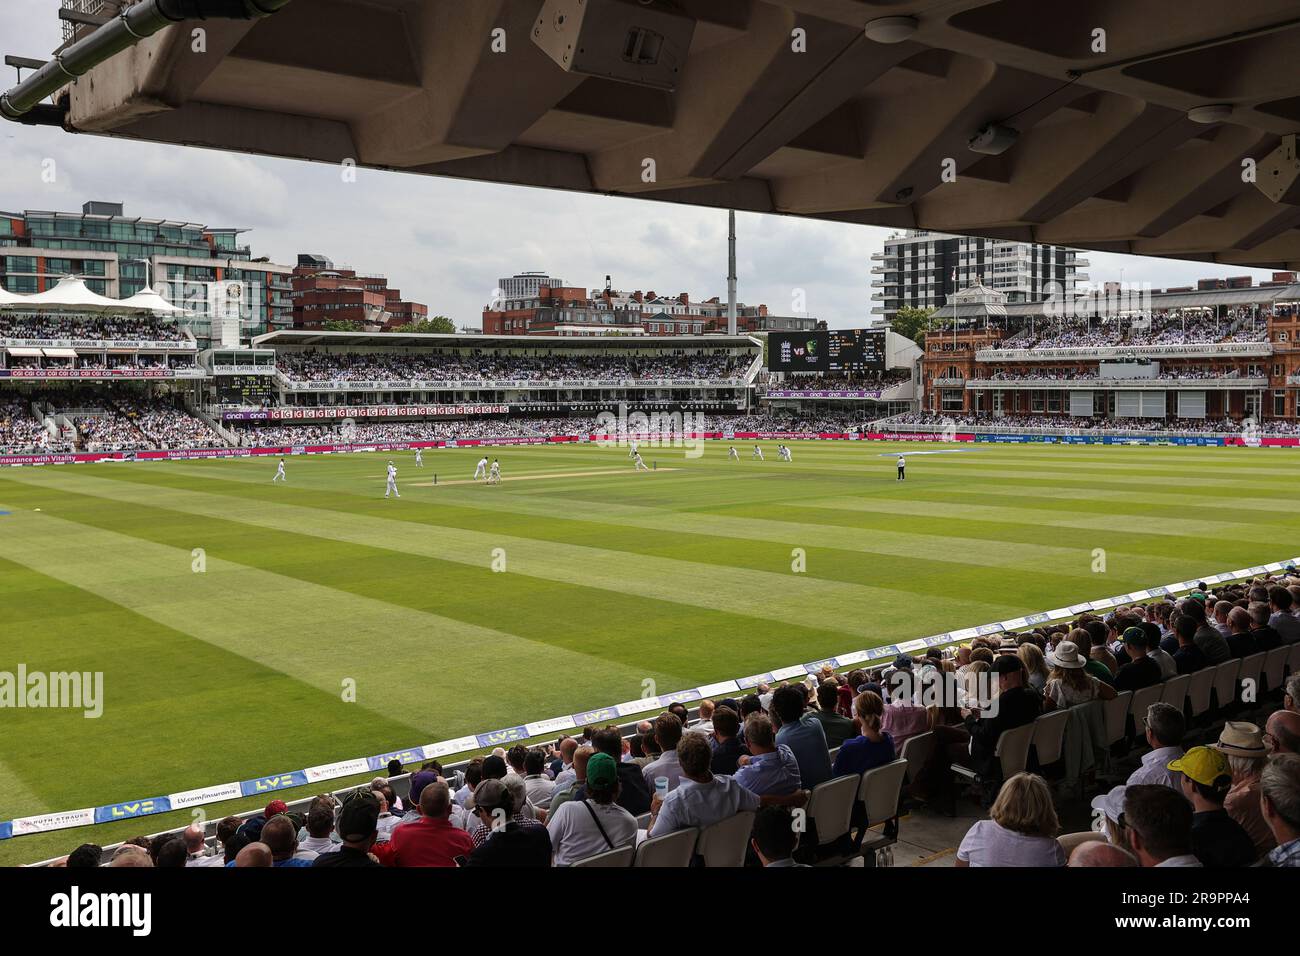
727,209,737,336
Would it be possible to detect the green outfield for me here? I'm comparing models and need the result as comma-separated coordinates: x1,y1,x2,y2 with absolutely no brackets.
1,439,1296,863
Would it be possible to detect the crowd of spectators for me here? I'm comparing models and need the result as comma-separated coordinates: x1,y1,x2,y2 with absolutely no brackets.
75,399,219,451
883,412,1300,435
992,314,1268,351
970,366,1254,383
0,398,54,453
276,350,749,385
48,572,1300,869
0,314,189,343
767,369,910,391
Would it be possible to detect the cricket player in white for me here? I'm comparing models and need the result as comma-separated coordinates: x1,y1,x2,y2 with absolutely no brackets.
272,458,286,482
633,451,649,471
487,459,501,484
474,455,489,480
896,455,906,481
628,439,639,459
752,444,764,461
728,445,739,460
415,448,423,468
385,460,400,498
779,444,792,462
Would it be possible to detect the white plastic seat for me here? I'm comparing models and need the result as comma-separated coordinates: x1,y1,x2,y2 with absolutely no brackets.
899,731,935,785
1160,673,1191,711
805,774,860,851
1186,666,1215,718
952,721,1035,783
1128,684,1165,739
1102,690,1132,746
1289,643,1300,680
1211,659,1241,712
1264,646,1290,694
571,844,634,867
632,827,698,867
1031,709,1070,767
694,810,754,867
856,758,909,855
1238,652,1267,701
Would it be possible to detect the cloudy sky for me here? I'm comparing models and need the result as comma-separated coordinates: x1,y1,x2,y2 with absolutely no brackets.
0,0,1278,329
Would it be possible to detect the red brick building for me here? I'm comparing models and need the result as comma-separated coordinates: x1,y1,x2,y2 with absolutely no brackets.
290,254,427,330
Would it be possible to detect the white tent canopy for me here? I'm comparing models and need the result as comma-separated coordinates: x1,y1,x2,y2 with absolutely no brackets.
22,275,127,311
0,275,187,314
118,288,184,314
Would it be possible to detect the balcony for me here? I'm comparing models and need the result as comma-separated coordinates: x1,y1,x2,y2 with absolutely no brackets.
965,376,1268,390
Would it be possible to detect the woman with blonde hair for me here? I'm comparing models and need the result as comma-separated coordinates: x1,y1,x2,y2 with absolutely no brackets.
956,773,1065,866
833,691,896,775
1017,642,1050,693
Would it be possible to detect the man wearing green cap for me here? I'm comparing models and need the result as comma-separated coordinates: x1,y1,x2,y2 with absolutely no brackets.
545,751,638,865
1114,627,1161,692
1169,746,1257,867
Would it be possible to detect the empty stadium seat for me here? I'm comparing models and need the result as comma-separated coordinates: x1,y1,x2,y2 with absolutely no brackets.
1212,658,1241,713
571,845,635,867
694,810,755,868
899,731,935,786
1186,666,1216,720
1128,684,1165,742
855,758,909,861
1290,643,1300,680
633,827,698,868
1160,673,1191,711
1031,709,1070,768
951,721,1035,796
801,774,860,865
1238,652,1267,701
1103,690,1133,747
1264,646,1290,695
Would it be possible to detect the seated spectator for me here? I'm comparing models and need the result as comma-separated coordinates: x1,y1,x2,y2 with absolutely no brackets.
453,758,483,808
463,779,552,867
1216,722,1275,855
373,779,473,867
1260,754,1300,867
574,728,651,816
1269,586,1300,644
1114,627,1163,690
1170,746,1257,867
1068,841,1136,867
750,806,808,868
233,842,273,868
642,713,684,792
1171,614,1207,675
546,746,594,816
708,705,749,776
1184,598,1231,664
771,685,833,789
881,668,933,750
546,752,637,865
523,749,556,808
259,815,314,867
295,800,338,860
1044,640,1117,708
108,845,154,868
1266,710,1300,755
1018,643,1050,693
687,699,715,735
1286,674,1300,715
735,714,802,796
648,732,762,837
1085,621,1118,675
956,773,1065,867
1225,607,1258,658
833,691,896,777
1123,785,1200,867
312,790,382,868
1249,602,1283,651
809,680,855,749
1127,703,1185,790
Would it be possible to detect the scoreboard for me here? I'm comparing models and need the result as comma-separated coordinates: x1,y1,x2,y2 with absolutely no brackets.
217,375,274,405
769,329,885,373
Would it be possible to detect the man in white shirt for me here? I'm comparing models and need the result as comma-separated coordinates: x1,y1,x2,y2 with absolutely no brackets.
546,753,637,865
474,456,489,480
384,460,400,498
181,825,224,867
642,714,685,793
648,733,760,837
296,803,339,860
523,749,557,808
1126,702,1185,791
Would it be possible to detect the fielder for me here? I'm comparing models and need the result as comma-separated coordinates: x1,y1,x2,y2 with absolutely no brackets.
272,458,286,482
896,455,906,481
779,444,792,462
474,455,489,480
633,451,650,471
415,448,423,468
727,445,739,461
487,459,502,484
752,444,764,461
628,439,639,459
385,460,400,498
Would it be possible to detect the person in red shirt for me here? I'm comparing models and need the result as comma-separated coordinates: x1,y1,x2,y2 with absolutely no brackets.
372,779,473,867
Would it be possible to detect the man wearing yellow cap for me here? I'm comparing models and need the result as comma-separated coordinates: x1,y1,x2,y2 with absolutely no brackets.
1169,746,1258,867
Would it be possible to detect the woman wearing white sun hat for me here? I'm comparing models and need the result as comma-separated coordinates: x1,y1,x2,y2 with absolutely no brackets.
1045,641,1117,709
1215,721,1274,856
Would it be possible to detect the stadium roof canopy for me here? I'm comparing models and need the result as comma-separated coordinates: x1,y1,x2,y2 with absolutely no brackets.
0,276,182,314
9,1,1300,269
252,330,762,349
